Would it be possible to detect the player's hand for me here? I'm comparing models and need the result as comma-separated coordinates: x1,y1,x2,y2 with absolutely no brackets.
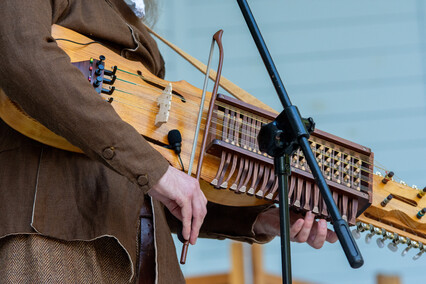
253,208,338,249
148,166,207,245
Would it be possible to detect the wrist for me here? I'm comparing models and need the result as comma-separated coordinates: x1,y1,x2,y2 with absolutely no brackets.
252,207,279,238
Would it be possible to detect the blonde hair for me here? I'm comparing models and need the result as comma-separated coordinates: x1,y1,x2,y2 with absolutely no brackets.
143,0,159,27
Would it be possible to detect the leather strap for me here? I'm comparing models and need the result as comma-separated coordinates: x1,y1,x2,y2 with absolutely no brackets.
138,196,155,284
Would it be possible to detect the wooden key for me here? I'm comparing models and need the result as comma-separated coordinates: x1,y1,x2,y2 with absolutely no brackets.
239,160,254,194
211,151,227,187
237,158,250,193
256,168,275,198
255,167,270,196
217,152,232,188
349,199,358,225
303,181,313,211
341,194,349,222
220,153,239,189
293,178,304,208
265,178,279,201
229,156,244,191
312,184,320,214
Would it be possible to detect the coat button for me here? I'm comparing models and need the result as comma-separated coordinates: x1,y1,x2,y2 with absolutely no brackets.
102,147,115,160
137,174,149,186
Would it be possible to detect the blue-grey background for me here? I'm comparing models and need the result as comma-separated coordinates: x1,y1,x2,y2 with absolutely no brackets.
153,1,426,283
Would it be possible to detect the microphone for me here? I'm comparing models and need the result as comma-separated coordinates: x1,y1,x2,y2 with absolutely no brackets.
167,129,182,155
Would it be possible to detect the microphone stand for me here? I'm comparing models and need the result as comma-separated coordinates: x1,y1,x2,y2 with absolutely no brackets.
235,1,364,283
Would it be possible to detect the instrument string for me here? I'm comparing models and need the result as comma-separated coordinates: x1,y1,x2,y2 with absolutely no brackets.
60,35,425,248
214,110,425,240
114,78,200,108
111,69,384,182
111,79,379,181
119,80,422,242
115,69,202,108
111,76,270,134
116,67,173,90
205,128,373,187
212,103,379,176
112,87,210,123
208,118,375,175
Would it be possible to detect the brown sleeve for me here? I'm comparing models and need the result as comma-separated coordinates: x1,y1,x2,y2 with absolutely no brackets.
0,0,169,192
166,202,276,244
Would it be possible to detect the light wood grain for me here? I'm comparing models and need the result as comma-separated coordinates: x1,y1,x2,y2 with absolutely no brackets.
0,24,271,207
357,174,426,244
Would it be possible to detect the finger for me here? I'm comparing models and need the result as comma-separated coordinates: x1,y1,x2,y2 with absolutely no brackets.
308,219,328,249
179,197,192,241
166,201,183,221
326,229,338,243
289,218,304,240
189,193,207,245
293,211,315,243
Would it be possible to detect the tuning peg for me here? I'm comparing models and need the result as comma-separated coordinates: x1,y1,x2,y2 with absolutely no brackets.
417,187,426,198
381,171,394,184
104,65,117,76
376,230,393,248
413,243,425,260
376,238,386,248
352,223,362,239
352,222,370,239
381,194,393,207
388,242,399,252
413,250,425,260
416,208,426,219
401,239,418,257
351,228,361,239
387,233,403,252
97,55,105,66
102,75,116,85
365,232,374,244
390,236,409,254
93,76,103,88
95,64,104,76
365,226,381,244
101,86,115,95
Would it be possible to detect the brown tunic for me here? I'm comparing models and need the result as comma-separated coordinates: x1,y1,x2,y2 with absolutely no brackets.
0,0,274,283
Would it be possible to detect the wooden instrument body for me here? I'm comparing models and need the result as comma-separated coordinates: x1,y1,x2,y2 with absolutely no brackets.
204,93,373,225
0,24,269,206
3,25,426,255
0,25,374,211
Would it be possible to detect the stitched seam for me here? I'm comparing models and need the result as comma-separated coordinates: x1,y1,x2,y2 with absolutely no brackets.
103,0,140,56
151,199,159,284
30,146,44,226
121,24,141,56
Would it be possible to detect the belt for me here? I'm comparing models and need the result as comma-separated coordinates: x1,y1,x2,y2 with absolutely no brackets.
138,196,155,284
